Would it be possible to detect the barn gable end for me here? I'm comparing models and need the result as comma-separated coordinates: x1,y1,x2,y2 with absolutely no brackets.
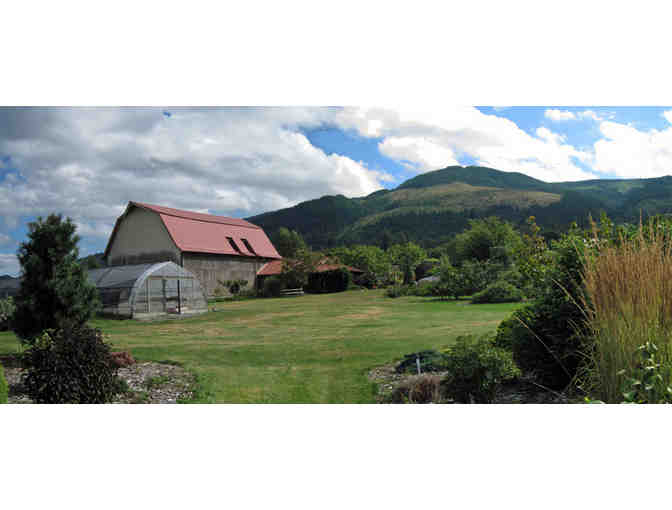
106,206,181,266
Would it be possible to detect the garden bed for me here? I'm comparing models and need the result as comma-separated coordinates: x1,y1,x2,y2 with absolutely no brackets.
368,362,569,404
2,355,195,404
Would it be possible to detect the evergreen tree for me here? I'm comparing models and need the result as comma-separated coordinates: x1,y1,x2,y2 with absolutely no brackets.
13,214,100,343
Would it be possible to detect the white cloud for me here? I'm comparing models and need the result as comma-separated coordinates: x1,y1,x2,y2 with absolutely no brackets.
578,110,603,121
378,136,459,172
0,233,13,247
0,253,19,276
593,120,672,178
545,109,576,121
335,107,596,182
663,110,672,124
0,107,391,251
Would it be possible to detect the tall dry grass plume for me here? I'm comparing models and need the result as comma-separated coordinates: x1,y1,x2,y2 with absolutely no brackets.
580,218,672,402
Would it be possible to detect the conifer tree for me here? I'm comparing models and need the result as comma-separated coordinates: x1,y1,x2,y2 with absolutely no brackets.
13,214,99,343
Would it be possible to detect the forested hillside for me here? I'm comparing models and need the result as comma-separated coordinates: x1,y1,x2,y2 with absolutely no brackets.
248,165,672,249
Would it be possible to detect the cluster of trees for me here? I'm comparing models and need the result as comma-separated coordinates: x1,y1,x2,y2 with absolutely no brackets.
270,216,540,299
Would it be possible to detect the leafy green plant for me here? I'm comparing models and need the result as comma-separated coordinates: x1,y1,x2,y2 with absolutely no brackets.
471,281,523,304
0,296,15,331
22,327,121,404
441,335,521,403
0,364,8,404
618,342,672,404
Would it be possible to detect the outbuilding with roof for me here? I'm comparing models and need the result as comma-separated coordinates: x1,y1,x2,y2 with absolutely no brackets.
104,201,282,296
87,261,208,319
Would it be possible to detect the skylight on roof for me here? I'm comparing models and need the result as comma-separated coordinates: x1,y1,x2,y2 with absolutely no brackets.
227,237,242,254
241,238,257,255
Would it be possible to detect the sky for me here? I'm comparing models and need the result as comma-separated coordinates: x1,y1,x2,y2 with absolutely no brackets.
2,105,672,276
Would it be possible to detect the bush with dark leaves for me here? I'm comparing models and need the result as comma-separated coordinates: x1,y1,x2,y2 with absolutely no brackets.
493,231,587,390
471,280,523,304
441,334,520,403
22,326,121,404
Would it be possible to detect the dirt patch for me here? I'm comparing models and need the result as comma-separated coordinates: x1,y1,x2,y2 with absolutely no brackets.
340,307,384,320
229,311,307,325
2,357,196,404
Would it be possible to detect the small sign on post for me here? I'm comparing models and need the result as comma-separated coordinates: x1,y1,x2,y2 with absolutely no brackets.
416,355,422,375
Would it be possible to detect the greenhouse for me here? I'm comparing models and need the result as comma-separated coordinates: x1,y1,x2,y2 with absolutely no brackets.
86,262,208,319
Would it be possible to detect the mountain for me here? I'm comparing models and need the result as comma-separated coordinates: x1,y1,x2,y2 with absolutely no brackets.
247,166,672,249
78,252,106,269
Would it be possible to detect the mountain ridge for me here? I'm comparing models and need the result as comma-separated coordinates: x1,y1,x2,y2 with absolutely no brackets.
247,165,672,249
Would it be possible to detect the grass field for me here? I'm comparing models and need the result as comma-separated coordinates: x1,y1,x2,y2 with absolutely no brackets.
0,290,522,403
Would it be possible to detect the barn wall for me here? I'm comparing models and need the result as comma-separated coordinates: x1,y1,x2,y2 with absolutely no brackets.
183,253,269,297
107,208,180,266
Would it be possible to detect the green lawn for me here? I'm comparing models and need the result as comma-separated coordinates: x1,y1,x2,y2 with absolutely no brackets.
0,290,522,403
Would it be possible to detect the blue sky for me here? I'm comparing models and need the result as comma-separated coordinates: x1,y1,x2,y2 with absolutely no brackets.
2,106,672,275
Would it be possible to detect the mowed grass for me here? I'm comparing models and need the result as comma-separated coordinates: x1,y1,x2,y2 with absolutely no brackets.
0,290,522,403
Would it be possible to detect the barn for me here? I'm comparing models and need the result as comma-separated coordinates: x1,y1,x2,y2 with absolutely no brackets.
104,201,282,296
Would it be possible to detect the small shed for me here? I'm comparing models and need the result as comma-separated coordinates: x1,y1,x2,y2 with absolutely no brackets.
87,262,207,319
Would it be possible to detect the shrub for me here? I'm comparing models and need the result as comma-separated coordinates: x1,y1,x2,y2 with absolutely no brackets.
413,281,437,297
386,284,409,298
22,327,121,404
263,276,284,298
471,281,523,304
441,335,521,403
386,374,443,403
493,229,587,390
0,296,15,331
237,287,259,299
0,365,8,404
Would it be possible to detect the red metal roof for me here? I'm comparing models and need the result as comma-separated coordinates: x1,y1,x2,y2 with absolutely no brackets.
105,202,281,259
133,202,259,228
257,259,284,276
256,259,363,276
